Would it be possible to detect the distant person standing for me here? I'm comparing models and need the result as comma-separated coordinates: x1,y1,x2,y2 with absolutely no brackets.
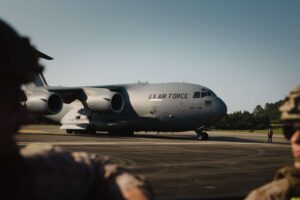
268,127,273,143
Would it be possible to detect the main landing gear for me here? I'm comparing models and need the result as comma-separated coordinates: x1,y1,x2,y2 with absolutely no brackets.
195,129,209,140
108,130,134,137
66,127,96,135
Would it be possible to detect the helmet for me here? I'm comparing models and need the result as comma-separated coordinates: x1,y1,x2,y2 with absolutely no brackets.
280,86,300,139
0,19,52,85
280,86,300,121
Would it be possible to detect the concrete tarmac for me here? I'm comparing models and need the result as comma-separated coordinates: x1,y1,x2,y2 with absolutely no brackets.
17,125,292,200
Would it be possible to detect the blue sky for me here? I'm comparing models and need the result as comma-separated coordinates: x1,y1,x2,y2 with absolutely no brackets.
1,0,299,113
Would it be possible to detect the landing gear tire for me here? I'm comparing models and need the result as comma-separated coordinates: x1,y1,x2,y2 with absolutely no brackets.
109,130,134,137
77,130,86,134
66,129,74,134
123,130,134,137
108,131,118,136
86,127,96,135
196,132,209,140
69,130,87,134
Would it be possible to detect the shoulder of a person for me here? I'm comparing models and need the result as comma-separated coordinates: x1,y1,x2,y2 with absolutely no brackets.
20,143,99,172
245,178,290,200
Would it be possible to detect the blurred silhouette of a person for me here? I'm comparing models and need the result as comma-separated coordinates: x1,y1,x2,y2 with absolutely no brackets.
0,19,153,200
245,86,300,200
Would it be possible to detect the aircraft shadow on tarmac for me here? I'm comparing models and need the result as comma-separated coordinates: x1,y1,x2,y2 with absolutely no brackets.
131,134,261,143
75,132,277,144
21,132,288,144
207,136,288,145
22,131,287,144
208,136,264,143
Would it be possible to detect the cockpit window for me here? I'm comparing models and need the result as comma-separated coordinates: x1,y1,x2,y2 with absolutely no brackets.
210,91,216,96
193,92,201,98
194,91,215,98
201,92,207,98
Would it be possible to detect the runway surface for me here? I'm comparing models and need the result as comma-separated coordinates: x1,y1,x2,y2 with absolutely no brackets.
17,125,292,200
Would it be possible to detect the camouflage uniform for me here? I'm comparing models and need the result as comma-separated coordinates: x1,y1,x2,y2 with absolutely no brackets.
245,167,300,200
0,19,153,200
245,86,300,200
19,144,152,200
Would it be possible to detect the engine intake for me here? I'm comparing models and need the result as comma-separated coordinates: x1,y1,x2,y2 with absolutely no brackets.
83,88,125,113
24,89,63,115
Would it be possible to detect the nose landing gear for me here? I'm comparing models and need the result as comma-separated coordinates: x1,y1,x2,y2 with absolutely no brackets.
195,129,209,140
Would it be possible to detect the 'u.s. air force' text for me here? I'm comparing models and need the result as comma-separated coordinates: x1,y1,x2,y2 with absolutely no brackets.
148,93,189,100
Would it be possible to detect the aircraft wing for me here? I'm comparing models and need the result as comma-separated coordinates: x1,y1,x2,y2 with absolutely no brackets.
44,85,129,103
45,86,85,103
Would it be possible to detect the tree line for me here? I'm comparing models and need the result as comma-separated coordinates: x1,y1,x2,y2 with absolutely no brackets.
214,100,283,130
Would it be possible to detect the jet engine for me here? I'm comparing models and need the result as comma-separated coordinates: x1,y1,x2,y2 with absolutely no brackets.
83,88,125,113
24,89,63,115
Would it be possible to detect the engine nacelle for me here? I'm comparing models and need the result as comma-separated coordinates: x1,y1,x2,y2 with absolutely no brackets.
83,88,125,113
24,89,63,115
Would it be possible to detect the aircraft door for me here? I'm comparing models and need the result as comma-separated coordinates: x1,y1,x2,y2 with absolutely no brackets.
150,106,158,118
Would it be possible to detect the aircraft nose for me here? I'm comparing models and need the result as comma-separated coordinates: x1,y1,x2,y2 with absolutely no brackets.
215,97,227,119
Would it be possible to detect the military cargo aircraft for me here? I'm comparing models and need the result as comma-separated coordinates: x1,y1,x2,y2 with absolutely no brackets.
24,73,227,140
